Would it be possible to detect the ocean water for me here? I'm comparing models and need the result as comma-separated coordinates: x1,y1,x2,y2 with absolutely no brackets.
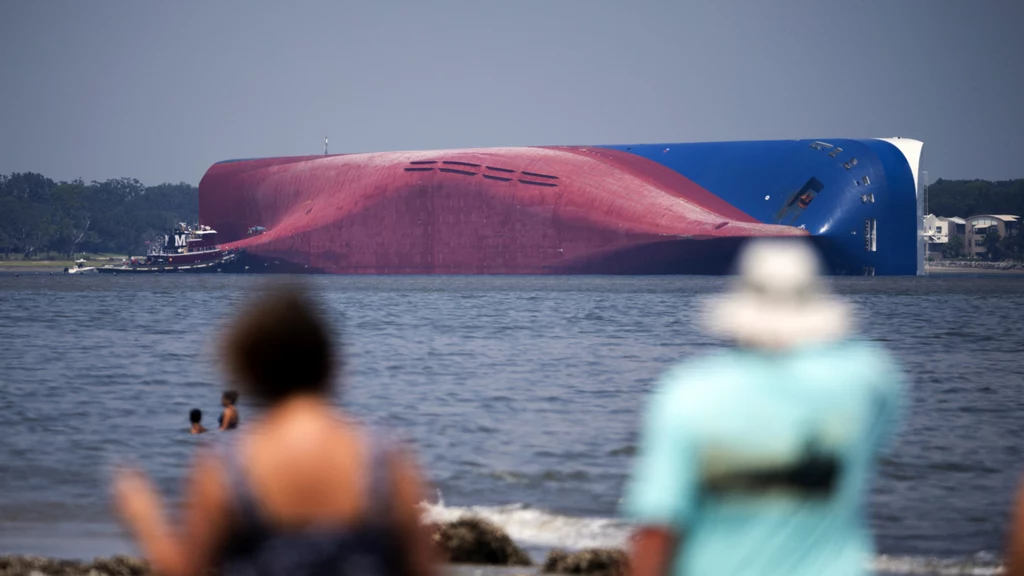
0,273,1023,575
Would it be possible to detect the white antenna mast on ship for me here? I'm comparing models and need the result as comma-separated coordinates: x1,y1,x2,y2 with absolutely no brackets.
922,170,929,216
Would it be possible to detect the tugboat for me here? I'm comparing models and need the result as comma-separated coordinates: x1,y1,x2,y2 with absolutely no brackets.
97,223,240,274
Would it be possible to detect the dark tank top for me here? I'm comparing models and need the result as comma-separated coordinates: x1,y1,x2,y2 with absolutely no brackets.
218,410,239,430
216,430,404,576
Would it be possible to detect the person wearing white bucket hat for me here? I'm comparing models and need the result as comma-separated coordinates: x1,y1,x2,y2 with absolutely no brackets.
624,238,905,576
702,239,852,350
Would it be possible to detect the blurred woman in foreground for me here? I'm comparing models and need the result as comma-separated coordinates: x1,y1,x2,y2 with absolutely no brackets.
115,285,437,576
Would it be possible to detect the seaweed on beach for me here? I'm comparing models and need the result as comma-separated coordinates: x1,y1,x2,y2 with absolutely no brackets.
0,555,153,576
430,517,532,566
542,548,629,576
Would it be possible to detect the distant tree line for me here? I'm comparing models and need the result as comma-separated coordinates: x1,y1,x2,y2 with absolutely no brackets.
928,178,1024,219
0,172,198,259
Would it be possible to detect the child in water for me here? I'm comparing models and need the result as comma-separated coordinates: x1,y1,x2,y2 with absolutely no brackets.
189,409,207,435
218,390,239,431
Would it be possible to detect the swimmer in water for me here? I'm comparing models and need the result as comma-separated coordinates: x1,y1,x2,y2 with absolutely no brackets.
189,409,207,435
218,390,239,431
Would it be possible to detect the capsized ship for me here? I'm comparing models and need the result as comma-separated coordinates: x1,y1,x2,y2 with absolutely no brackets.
198,138,923,275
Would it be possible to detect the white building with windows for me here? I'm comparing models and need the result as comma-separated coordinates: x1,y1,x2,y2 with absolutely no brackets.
923,215,966,256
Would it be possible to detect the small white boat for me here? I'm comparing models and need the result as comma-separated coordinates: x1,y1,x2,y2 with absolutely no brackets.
66,259,97,274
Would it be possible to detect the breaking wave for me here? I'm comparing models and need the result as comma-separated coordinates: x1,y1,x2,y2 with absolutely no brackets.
871,553,1003,575
420,500,631,551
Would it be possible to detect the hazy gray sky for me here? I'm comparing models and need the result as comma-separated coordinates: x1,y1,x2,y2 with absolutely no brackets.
1,1,1021,185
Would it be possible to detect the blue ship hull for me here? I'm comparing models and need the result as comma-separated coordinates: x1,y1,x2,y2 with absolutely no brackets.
600,138,923,275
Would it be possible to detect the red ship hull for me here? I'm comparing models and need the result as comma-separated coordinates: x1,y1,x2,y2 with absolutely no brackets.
199,146,807,274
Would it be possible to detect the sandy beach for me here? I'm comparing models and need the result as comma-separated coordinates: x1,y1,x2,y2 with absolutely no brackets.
0,556,543,576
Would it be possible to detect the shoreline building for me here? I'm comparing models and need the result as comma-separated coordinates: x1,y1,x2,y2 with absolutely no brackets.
924,214,1020,259
924,215,966,257
965,215,1019,259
